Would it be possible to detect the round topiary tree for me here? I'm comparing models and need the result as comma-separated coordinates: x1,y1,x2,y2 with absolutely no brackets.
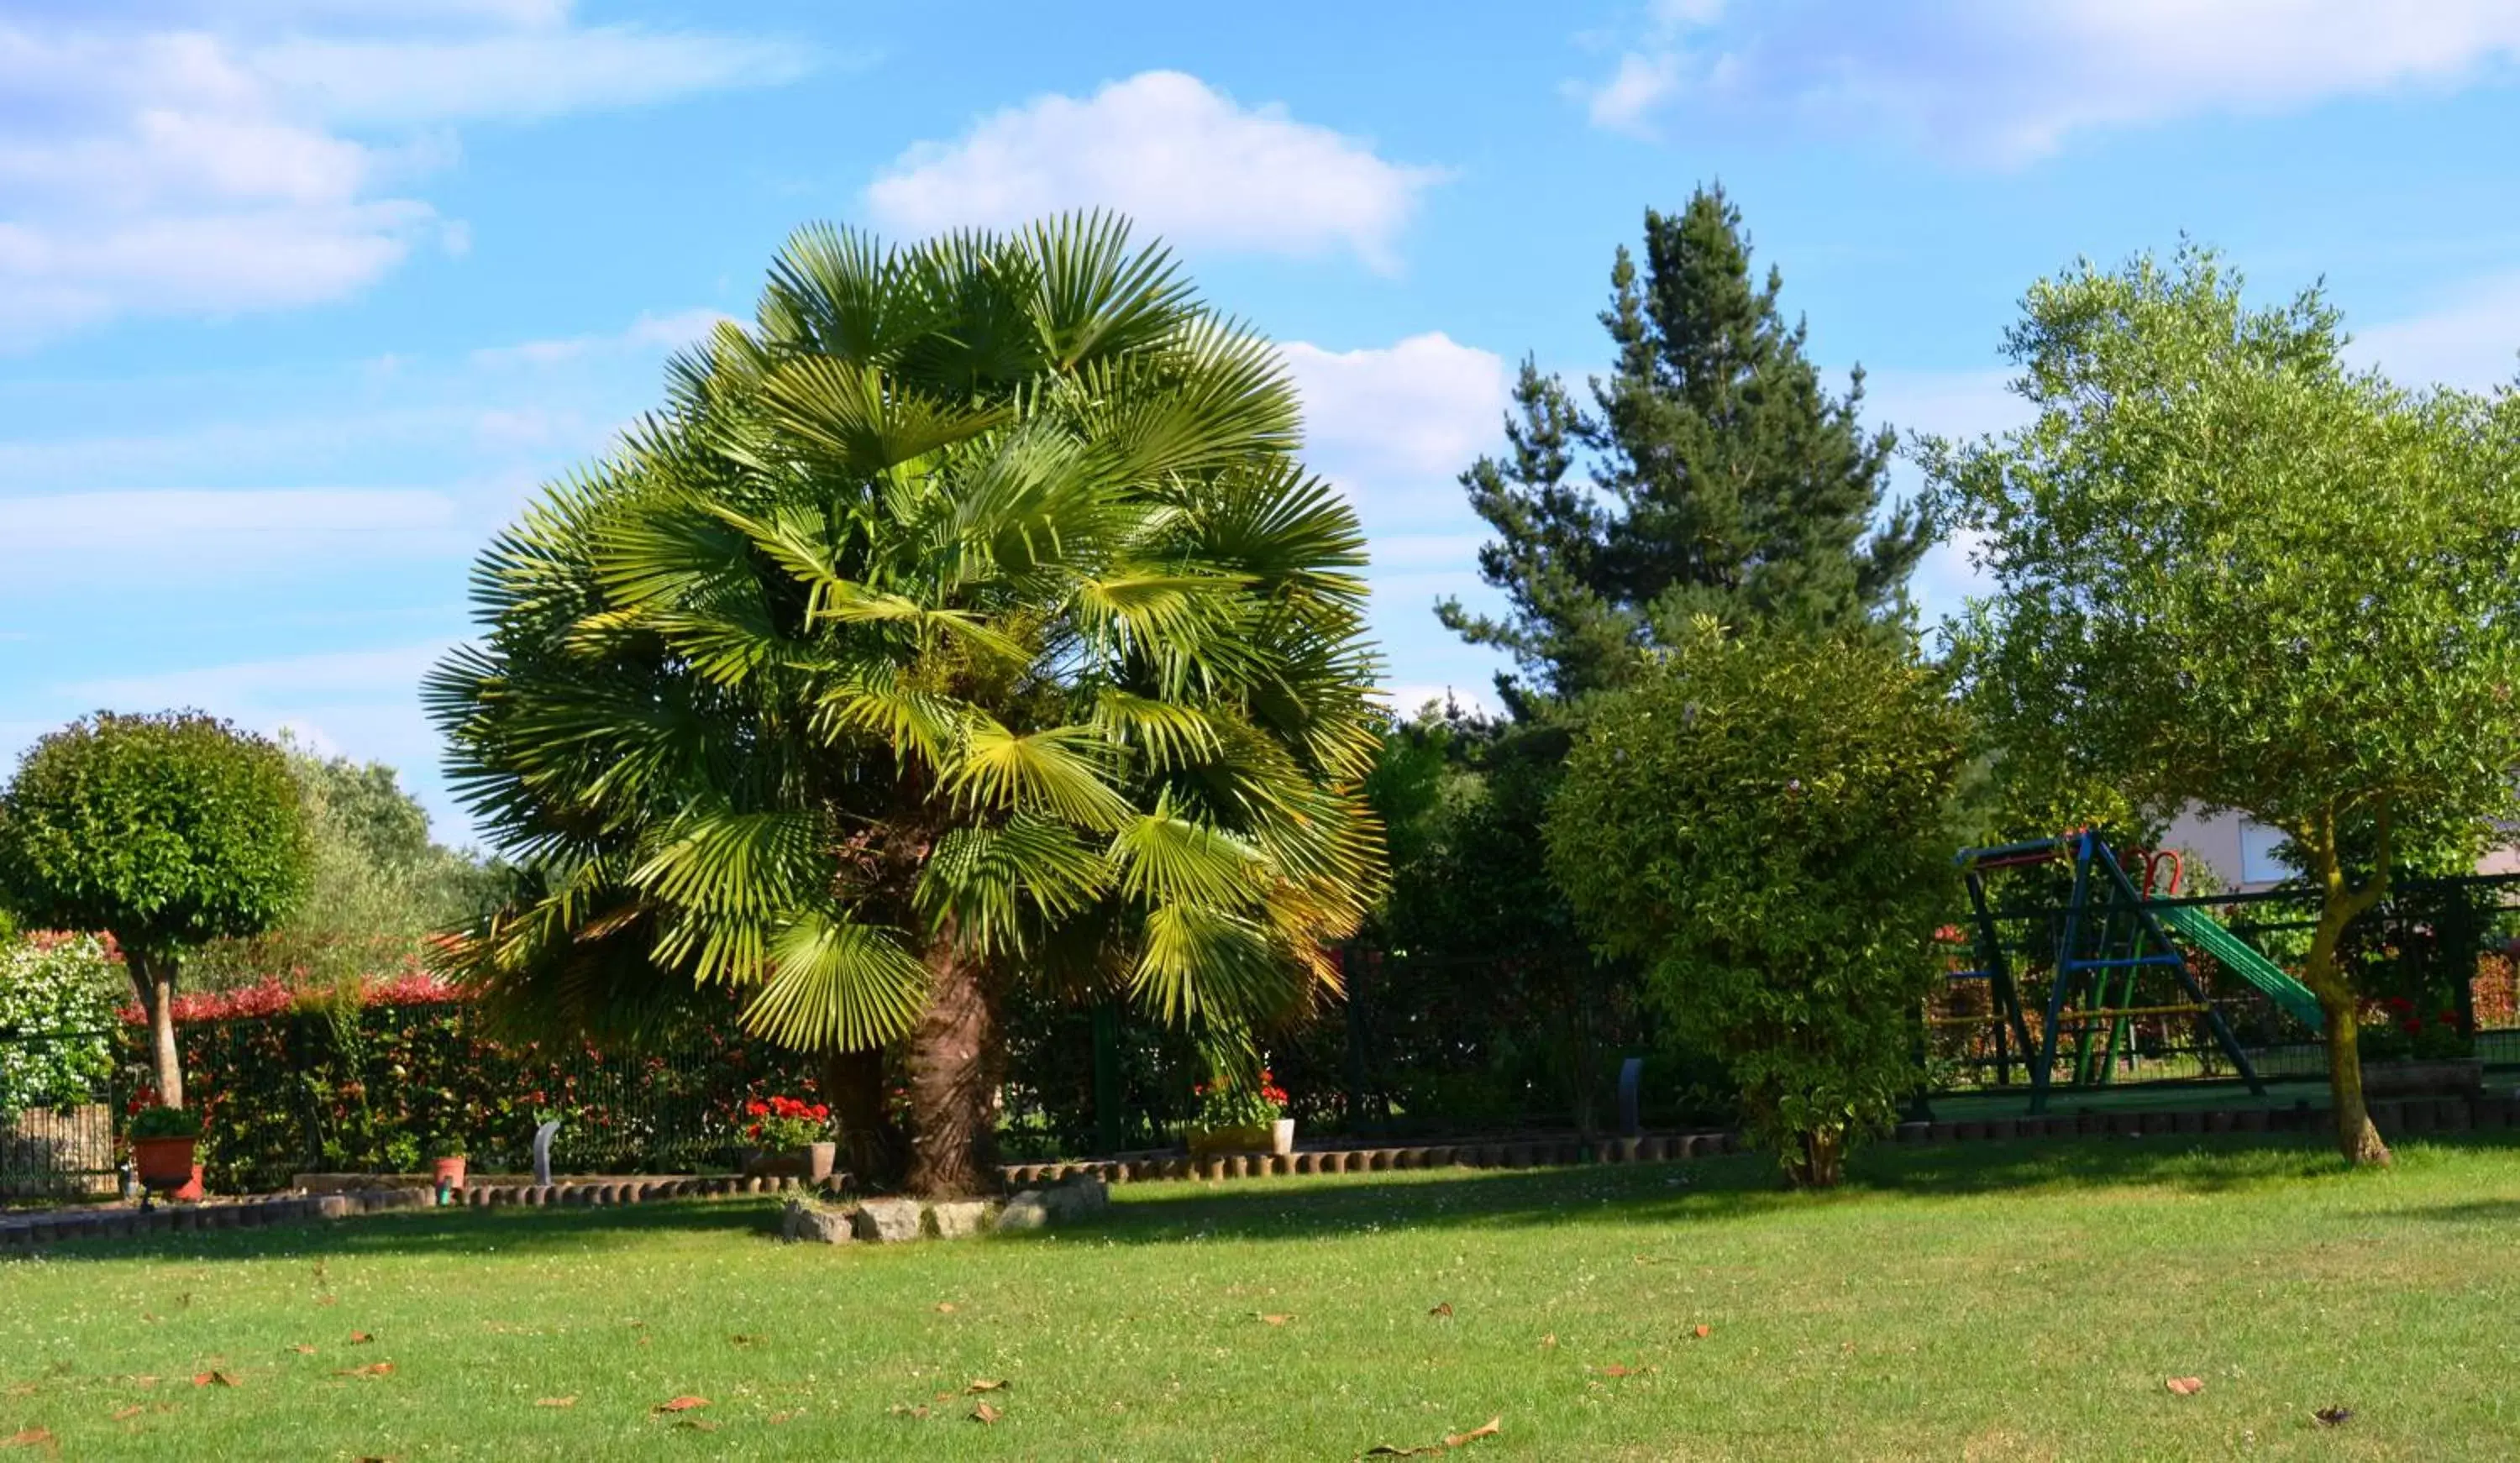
0,712,312,1108
1547,618,1968,1186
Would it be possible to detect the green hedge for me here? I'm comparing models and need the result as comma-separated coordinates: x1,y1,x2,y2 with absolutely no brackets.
135,1000,819,1192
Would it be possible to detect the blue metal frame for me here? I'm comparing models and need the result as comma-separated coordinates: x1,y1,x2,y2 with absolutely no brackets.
1960,829,2265,1114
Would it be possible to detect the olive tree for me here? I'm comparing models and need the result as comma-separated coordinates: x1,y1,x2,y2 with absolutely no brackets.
0,713,312,1107
1920,246,2520,1166
1548,620,1966,1186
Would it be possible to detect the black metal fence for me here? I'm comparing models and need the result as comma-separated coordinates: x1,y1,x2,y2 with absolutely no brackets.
1,1030,119,1200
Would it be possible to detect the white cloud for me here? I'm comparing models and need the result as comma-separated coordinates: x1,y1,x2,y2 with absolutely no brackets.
2348,271,2520,390
865,71,1445,272
1279,333,1509,480
249,27,811,127
1585,52,1687,137
0,9,803,342
45,642,461,831
0,488,469,584
469,307,733,369
1575,0,2520,161
63,642,454,710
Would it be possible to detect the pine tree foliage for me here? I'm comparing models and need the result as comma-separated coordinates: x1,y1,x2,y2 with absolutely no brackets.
1441,186,1929,705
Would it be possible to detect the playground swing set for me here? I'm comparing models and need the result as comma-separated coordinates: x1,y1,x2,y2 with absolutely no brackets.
1943,828,2327,1114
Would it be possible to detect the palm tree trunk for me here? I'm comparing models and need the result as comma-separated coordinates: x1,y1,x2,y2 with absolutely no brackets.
817,1045,904,1190
903,932,998,1198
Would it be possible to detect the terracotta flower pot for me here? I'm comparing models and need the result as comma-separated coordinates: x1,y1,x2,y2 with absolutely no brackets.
742,1143,837,1180
132,1136,198,1193
432,1155,468,1188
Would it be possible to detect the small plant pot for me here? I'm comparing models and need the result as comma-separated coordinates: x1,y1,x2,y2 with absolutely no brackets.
1270,1118,1296,1156
432,1155,468,1188
132,1136,199,1195
743,1144,837,1180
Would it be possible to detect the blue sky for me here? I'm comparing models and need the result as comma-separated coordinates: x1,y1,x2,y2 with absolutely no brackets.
7,0,2520,847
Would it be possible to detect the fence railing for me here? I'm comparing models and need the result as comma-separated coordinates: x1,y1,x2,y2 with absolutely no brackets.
1,1029,119,1199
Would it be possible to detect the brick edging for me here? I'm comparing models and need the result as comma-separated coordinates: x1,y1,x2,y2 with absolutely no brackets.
11,1094,2503,1248
0,1173,818,1251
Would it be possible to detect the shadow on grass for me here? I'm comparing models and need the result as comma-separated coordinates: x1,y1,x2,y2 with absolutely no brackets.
1068,1130,2520,1246
37,1130,2520,1262
34,1193,785,1264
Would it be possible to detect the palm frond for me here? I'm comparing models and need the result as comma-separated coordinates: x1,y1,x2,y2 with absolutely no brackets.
942,720,1134,830
740,910,931,1050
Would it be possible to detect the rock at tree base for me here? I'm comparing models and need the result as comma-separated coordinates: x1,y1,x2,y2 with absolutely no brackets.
994,1192,1051,1232
1042,1174,1110,1220
853,1197,924,1242
781,1198,854,1245
929,1200,990,1238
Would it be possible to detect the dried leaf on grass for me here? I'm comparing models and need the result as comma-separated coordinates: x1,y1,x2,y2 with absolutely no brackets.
334,1363,394,1378
966,1379,1008,1393
1257,1314,1294,1326
287,1345,317,1356
653,1396,709,1413
349,1332,375,1345
888,1403,932,1420
934,1303,958,1314
1692,1324,1711,1339
1358,1415,1503,1458
2315,1407,2354,1428
971,1402,1001,1424
192,1371,236,1387
0,1429,54,1450
110,1407,144,1423
534,1397,576,1409
2165,1377,2204,1397
1428,1303,1453,1319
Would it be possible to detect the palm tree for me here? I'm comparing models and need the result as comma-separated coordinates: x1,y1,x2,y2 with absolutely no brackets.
426,215,1386,1196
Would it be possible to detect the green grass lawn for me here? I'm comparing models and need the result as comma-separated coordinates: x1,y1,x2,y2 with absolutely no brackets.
7,1136,2520,1460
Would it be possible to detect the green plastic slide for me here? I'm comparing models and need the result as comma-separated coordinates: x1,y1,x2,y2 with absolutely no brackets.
2152,902,2326,1031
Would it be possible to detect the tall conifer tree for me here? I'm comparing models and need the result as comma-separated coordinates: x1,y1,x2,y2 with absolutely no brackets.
1441,186,1929,705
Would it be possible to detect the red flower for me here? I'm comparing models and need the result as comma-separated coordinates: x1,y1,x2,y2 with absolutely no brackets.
2439,1009,2460,1025
2386,996,2415,1013
809,1104,829,1120
2403,1019,2424,1035
746,1100,768,1117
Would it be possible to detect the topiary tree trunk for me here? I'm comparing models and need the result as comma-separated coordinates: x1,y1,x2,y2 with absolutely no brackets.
126,946,186,1109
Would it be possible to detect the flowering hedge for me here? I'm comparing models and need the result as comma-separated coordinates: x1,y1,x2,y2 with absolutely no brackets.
130,987,820,1191
1,934,119,1119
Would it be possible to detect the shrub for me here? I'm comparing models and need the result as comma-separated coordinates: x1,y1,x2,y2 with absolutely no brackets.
0,934,118,1120
1549,620,1967,1187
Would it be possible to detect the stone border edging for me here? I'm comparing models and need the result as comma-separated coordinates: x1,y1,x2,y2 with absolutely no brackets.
0,1172,822,1252
11,1095,2507,1251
